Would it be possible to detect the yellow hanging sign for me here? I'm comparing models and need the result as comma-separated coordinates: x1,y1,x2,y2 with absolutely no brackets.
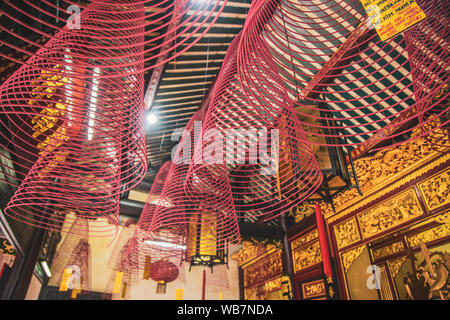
71,288,81,299
175,288,184,300
59,268,73,292
361,0,427,41
112,271,124,294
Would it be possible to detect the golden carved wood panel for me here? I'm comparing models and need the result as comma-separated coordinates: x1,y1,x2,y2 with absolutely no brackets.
291,229,318,251
302,279,326,299
242,250,283,288
372,241,405,260
419,168,450,212
406,223,450,247
357,188,423,240
334,217,361,249
292,240,322,273
341,245,366,272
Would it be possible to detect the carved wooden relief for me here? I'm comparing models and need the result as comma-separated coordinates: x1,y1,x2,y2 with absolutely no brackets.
372,241,405,260
291,229,318,251
357,188,423,239
242,250,283,288
341,245,366,272
419,168,450,211
302,279,326,299
334,217,361,249
292,240,322,273
407,223,450,247
387,256,407,278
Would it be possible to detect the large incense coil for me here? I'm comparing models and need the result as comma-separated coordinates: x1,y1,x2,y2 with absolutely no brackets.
237,0,449,151
185,33,323,221
0,0,147,235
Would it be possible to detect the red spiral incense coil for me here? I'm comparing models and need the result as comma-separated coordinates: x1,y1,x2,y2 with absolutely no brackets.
149,108,240,263
185,33,322,221
0,0,229,74
0,0,147,235
0,0,230,235
122,160,173,271
237,0,449,151
126,109,241,271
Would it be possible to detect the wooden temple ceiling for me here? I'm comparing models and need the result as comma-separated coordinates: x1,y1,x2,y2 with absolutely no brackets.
143,0,252,181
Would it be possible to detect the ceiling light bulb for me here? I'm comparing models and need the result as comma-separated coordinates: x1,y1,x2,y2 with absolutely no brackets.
147,113,157,124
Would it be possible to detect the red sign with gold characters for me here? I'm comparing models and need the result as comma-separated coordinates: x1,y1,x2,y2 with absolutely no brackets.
361,0,427,41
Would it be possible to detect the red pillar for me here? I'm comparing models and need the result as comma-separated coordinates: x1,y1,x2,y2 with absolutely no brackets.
315,204,332,278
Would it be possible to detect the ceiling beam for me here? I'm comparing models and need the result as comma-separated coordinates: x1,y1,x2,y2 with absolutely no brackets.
144,1,185,110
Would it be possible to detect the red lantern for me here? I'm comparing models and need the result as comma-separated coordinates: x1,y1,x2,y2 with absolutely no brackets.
149,259,179,294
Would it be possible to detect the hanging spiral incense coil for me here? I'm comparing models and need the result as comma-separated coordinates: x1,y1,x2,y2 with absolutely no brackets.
122,160,173,271
0,0,149,235
185,33,322,222
0,0,229,75
0,0,229,235
237,0,449,152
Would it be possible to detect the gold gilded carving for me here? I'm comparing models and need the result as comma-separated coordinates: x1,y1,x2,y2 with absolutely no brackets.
302,279,326,299
357,188,422,239
407,223,450,247
341,245,366,272
372,241,405,260
334,217,360,249
292,240,322,273
231,239,281,267
419,169,450,211
387,256,407,278
434,212,450,224
291,229,318,251
243,250,283,288
289,202,333,221
327,123,450,224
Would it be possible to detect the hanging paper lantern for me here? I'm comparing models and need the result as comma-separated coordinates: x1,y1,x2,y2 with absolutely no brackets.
187,211,228,268
149,259,179,294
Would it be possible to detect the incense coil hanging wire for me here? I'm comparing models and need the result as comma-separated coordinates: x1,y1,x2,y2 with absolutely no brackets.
0,0,147,235
237,0,449,152
185,33,322,222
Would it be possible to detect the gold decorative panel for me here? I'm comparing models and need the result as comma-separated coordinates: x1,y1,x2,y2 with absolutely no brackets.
387,256,407,278
372,241,405,260
243,250,283,288
357,188,423,239
292,240,322,273
419,168,450,211
302,279,326,299
291,229,318,251
341,245,366,272
334,217,360,249
407,223,450,247
231,239,281,267
331,125,448,214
